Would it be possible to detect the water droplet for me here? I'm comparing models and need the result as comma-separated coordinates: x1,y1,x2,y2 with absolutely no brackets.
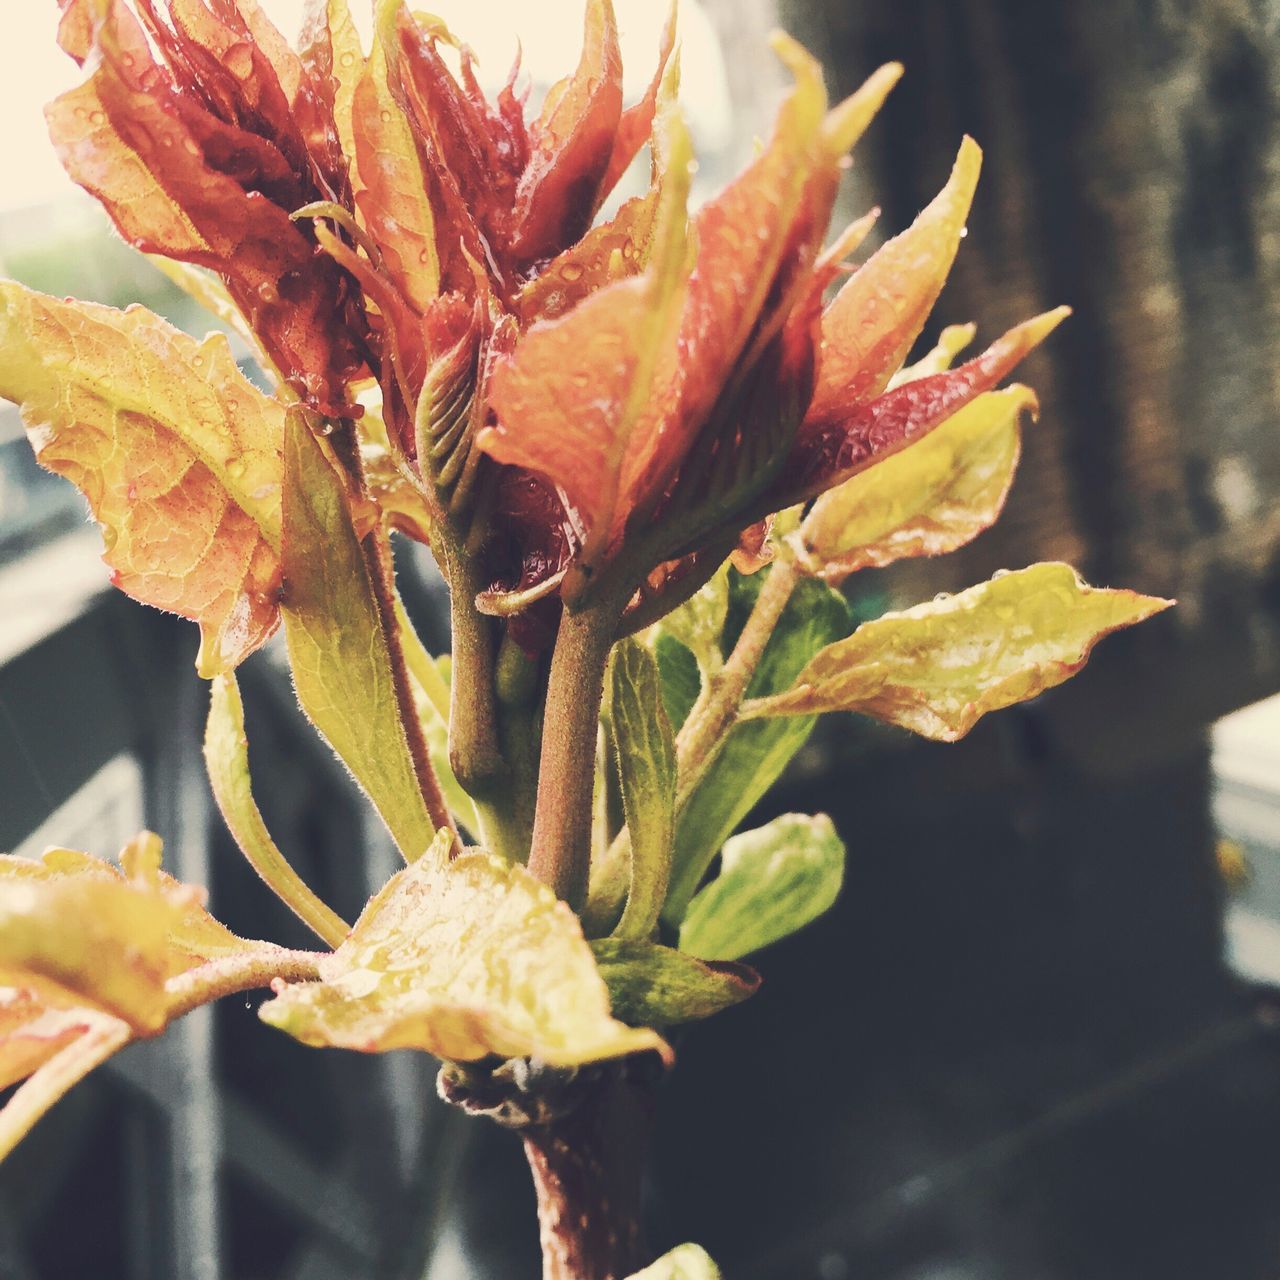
227,457,247,479
560,263,583,282
89,110,106,126
257,281,281,305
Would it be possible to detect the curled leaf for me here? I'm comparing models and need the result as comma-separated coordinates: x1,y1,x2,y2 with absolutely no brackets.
801,385,1039,582
0,284,286,677
0,837,291,1160
260,833,669,1066
205,673,351,948
679,814,845,961
745,563,1173,739
591,940,759,1027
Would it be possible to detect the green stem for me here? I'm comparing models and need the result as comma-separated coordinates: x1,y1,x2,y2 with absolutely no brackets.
527,601,621,909
443,538,508,797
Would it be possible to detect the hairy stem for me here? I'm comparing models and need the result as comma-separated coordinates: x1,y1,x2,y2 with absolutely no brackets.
674,554,800,807
364,525,460,850
527,601,622,908
164,947,324,1020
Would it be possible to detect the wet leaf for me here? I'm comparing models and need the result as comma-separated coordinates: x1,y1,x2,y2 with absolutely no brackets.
50,0,363,412
610,640,677,940
808,140,981,422
782,308,1070,506
482,80,692,563
508,0,624,265
627,1244,722,1280
591,940,758,1026
280,411,437,860
353,0,440,312
679,813,845,961
664,571,850,923
260,833,669,1065
0,284,286,677
801,386,1038,582
746,563,1173,738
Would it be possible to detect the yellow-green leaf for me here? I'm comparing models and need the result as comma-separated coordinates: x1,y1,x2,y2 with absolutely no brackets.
610,639,677,941
801,386,1038,582
591,940,758,1026
259,833,669,1066
679,813,845,961
745,564,1173,739
280,412,437,860
205,673,351,948
0,284,288,677
627,1244,722,1279
656,561,729,679
0,835,284,1161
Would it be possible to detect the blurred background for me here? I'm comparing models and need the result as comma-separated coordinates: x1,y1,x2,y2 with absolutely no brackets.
1,0,1279,1277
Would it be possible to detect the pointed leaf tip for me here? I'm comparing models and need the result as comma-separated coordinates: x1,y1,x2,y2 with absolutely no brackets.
747,563,1173,738
823,61,904,156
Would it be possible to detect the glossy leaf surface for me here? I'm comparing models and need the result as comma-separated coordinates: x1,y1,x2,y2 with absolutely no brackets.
802,386,1038,582
748,563,1173,738
679,814,845,961
260,833,668,1065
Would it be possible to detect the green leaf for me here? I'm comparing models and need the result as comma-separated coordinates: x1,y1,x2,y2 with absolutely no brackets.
627,1244,722,1279
260,833,669,1066
800,386,1038,583
679,813,845,961
280,413,437,860
654,632,702,731
664,571,850,924
591,939,758,1026
657,561,729,678
610,639,677,940
746,563,1173,739
204,672,351,948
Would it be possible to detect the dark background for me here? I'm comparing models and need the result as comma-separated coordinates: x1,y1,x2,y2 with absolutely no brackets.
3,1,1280,1277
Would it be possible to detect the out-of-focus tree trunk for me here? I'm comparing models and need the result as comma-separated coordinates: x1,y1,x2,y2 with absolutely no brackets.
715,0,1280,761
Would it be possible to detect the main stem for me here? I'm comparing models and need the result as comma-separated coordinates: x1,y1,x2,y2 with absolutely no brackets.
527,600,620,909
521,1066,655,1280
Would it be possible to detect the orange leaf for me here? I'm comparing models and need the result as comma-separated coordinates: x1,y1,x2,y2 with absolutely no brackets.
808,138,982,423
0,284,288,676
508,0,624,265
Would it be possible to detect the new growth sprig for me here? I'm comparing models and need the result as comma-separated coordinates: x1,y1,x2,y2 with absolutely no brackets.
0,2,1170,1275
